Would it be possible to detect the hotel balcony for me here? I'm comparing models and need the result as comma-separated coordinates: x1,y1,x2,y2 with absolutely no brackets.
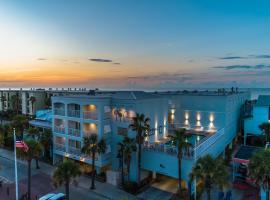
55,143,66,152
83,123,98,137
68,128,81,137
54,108,65,116
54,126,65,134
83,104,98,120
68,147,81,156
67,103,80,118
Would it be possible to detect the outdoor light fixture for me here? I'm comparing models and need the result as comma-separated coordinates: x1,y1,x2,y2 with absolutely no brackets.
185,112,189,120
196,113,201,121
209,113,214,122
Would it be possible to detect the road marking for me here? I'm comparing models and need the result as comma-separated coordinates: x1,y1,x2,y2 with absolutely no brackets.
0,176,12,184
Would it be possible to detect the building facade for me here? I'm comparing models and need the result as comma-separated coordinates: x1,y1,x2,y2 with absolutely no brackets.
50,90,250,190
244,95,270,144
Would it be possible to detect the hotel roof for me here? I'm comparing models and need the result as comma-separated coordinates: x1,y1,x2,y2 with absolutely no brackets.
256,95,270,106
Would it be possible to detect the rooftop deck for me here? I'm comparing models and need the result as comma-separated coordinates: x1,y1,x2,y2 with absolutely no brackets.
143,123,223,159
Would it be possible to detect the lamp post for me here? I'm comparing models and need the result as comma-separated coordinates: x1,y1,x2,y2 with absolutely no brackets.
194,135,200,200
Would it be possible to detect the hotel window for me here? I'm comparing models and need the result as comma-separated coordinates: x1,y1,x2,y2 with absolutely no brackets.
68,139,81,149
117,127,128,136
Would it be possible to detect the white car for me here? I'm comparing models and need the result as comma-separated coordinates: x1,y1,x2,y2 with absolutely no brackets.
39,193,66,200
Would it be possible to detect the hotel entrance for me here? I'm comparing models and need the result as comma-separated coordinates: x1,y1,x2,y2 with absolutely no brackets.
151,173,178,193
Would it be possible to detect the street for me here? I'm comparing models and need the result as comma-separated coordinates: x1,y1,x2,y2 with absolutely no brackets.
0,156,112,200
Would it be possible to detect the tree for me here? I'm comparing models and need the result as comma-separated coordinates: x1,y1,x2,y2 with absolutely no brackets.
44,94,52,109
190,155,228,200
81,134,106,189
11,115,29,137
0,95,6,111
259,122,270,143
27,127,41,169
17,140,42,200
0,124,12,148
40,129,53,162
10,93,20,114
53,160,81,200
168,129,192,192
29,96,36,116
249,149,270,200
129,113,150,184
122,137,137,181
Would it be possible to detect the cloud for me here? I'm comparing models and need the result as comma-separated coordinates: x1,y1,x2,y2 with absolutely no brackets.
218,54,270,60
219,56,245,60
89,58,113,63
37,58,47,61
213,64,270,70
113,62,121,65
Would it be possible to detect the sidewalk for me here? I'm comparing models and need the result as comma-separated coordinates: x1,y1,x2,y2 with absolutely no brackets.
0,148,136,200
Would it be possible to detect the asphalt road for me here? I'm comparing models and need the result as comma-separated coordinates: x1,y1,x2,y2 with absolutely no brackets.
0,157,110,200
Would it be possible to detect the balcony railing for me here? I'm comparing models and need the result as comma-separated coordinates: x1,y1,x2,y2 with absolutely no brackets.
68,147,81,156
143,128,224,159
54,126,65,134
55,143,66,152
104,112,111,119
54,108,65,116
67,110,80,118
143,142,193,158
68,128,81,137
83,130,97,136
194,128,224,157
83,111,98,120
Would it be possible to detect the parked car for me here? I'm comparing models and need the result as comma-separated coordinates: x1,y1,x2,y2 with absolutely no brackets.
39,193,66,200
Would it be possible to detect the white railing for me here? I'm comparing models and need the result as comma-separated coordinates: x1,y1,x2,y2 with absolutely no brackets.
68,147,81,156
54,108,65,116
83,130,97,137
67,110,80,118
54,126,65,134
55,143,66,152
194,128,224,158
68,128,81,137
83,111,98,120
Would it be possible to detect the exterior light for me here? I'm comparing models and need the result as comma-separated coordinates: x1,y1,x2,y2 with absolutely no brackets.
196,135,200,142
185,138,188,143
209,114,214,122
171,108,175,114
185,112,189,120
197,113,201,121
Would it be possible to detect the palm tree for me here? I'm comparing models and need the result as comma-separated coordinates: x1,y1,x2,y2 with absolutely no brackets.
17,140,42,200
190,155,228,200
249,149,270,200
40,129,53,162
27,127,41,169
0,95,6,111
122,137,137,181
81,134,106,189
168,129,192,192
129,113,150,184
11,115,29,137
44,94,52,109
53,160,81,200
259,122,270,143
10,93,20,114
29,96,36,116
0,124,12,148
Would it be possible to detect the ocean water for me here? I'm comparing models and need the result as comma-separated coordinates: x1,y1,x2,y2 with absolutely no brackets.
241,88,270,100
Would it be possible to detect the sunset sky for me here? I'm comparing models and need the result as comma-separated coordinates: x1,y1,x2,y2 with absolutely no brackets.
1,0,270,90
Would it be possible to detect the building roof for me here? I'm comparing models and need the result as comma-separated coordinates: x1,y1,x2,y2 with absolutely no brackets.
111,91,161,100
256,95,270,106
